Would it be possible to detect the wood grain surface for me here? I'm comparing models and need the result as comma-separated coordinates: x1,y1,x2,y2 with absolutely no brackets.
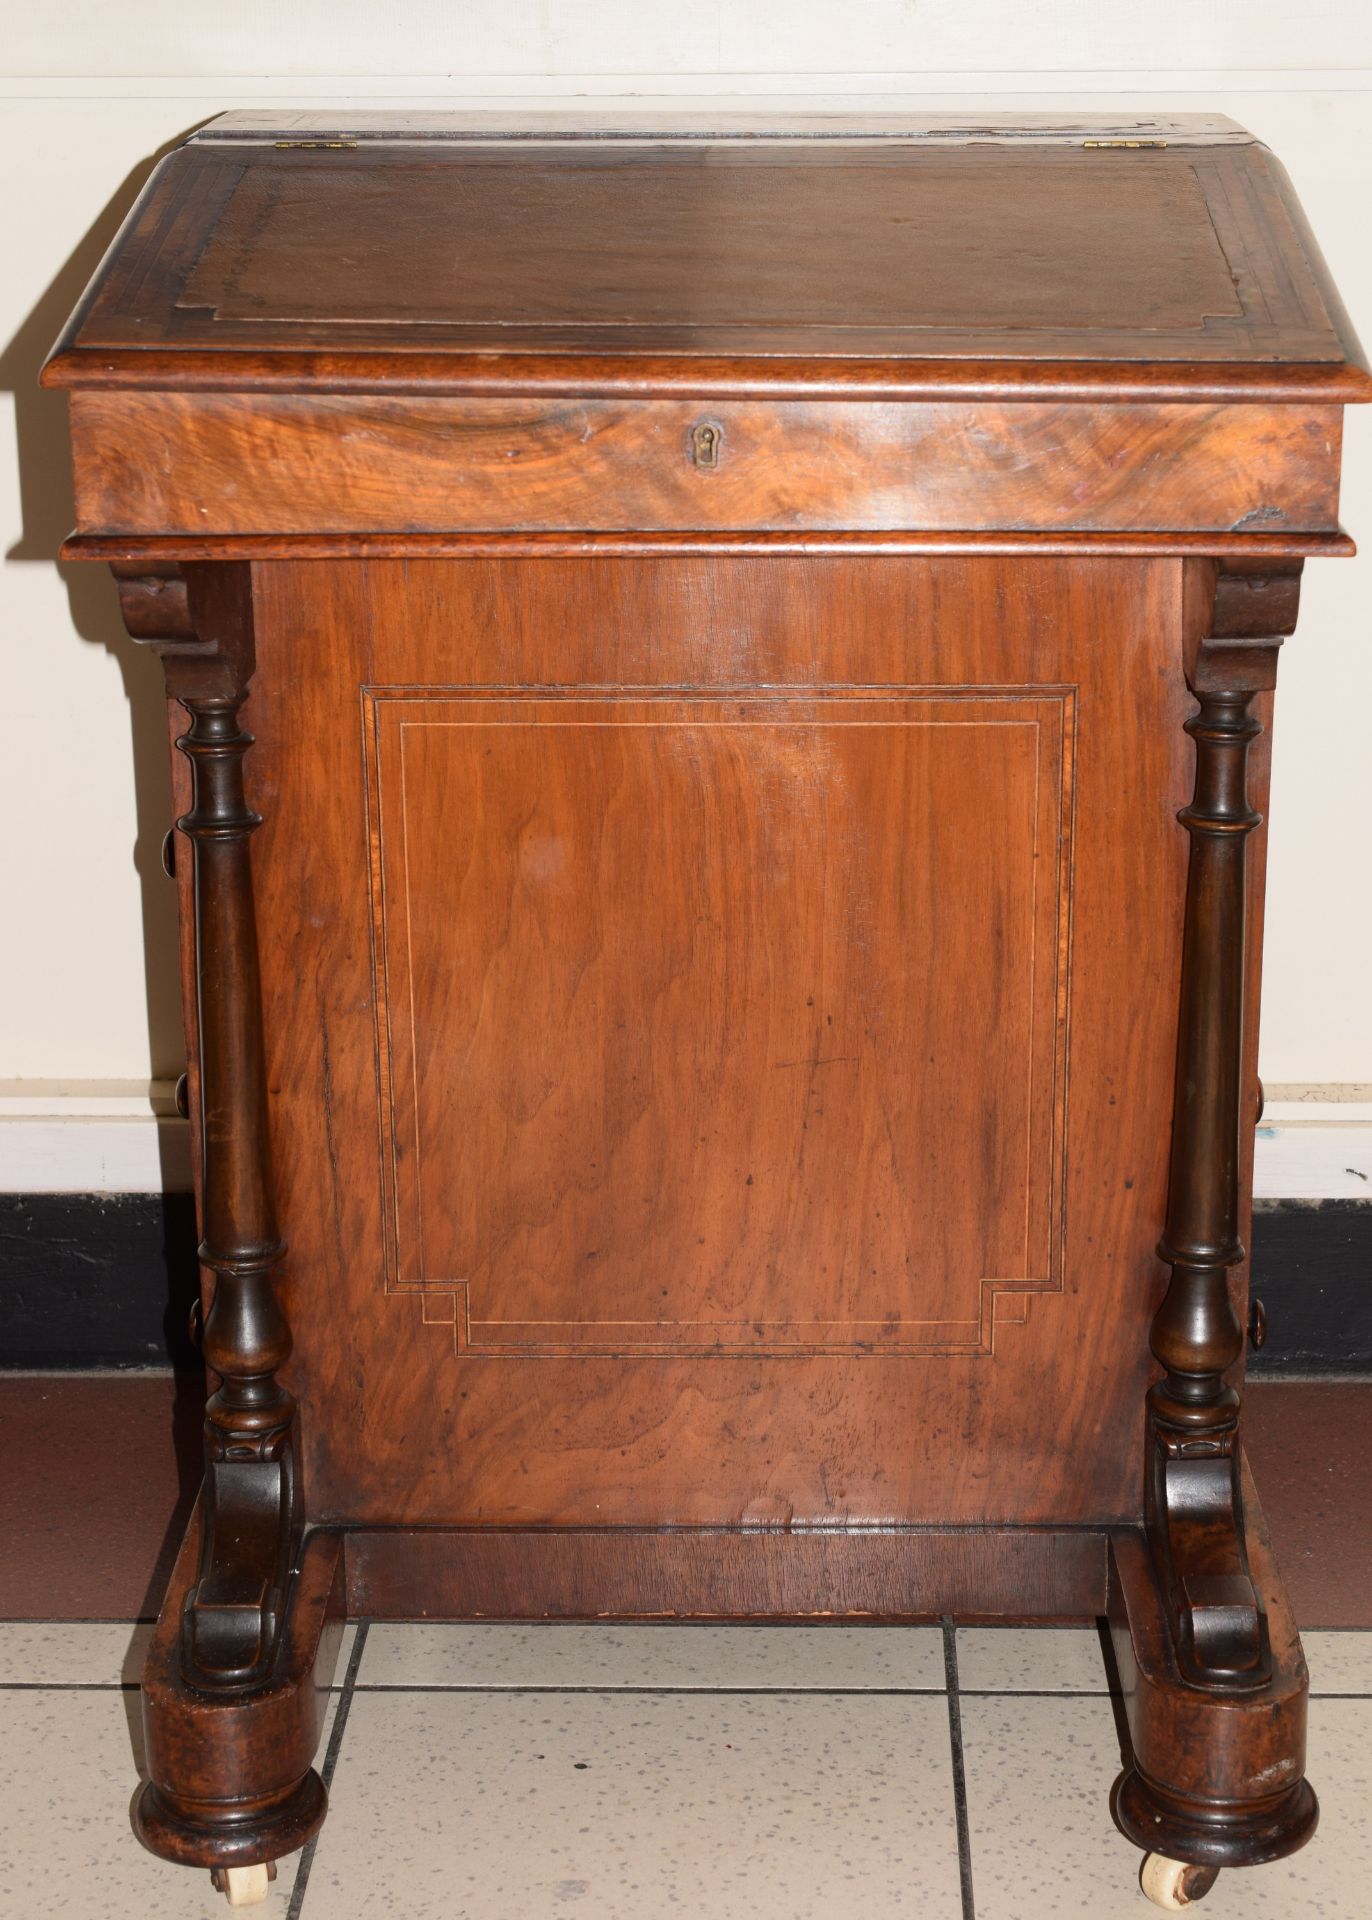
52,113,1353,1881
68,394,1344,537
230,552,1225,1532
346,1524,1108,1624
364,686,1071,1357
179,150,1243,337
64,529,1361,563
47,129,1361,373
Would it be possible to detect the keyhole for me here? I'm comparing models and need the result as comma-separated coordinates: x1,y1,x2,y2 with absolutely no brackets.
690,421,722,470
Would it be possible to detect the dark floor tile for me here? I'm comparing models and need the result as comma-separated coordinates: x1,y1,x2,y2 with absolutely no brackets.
0,1373,201,1619
2,1374,1368,1628
1246,1381,1372,1629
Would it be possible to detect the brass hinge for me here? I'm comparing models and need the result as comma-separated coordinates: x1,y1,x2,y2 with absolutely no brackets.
273,140,359,151
1082,138,1169,150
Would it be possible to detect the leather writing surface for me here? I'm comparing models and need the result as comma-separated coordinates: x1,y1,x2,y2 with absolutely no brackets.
180,152,1241,336
60,129,1353,370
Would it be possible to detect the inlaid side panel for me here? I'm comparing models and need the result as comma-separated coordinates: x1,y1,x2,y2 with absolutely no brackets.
363,689,1073,1357
242,556,1220,1530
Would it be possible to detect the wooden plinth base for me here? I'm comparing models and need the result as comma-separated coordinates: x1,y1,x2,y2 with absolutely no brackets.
1106,1458,1319,1873
134,1498,345,1872
345,1521,1108,1624
135,1770,328,1875
136,1459,1316,1888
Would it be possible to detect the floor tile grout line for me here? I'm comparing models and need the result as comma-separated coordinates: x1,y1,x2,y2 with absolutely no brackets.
0,1677,356,1692
285,1620,369,1920
346,1681,952,1695
6,1677,1372,1695
5,1616,1372,1632
0,1680,144,1691
958,1685,1372,1701
323,1622,370,1790
346,1682,1062,1698
942,1620,977,1920
0,1617,159,1626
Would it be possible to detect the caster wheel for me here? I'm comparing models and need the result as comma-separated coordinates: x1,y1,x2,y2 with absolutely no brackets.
1140,1854,1220,1909
210,1861,277,1908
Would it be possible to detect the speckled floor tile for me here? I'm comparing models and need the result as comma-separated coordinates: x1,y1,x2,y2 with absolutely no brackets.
0,1620,154,1686
357,1621,945,1692
955,1625,1108,1694
1303,1630,1372,1695
0,1682,342,1916
0,1618,356,1689
962,1689,1372,1919
305,1686,961,1919
953,1625,1372,1700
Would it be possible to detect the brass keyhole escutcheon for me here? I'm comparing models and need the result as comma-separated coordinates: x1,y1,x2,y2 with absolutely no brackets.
690,420,723,470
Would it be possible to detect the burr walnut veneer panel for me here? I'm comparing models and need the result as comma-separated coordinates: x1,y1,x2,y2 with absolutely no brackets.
69,394,1344,537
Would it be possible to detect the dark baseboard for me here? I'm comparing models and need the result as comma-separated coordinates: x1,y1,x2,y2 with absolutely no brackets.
1246,1199,1372,1377
0,1192,1368,1375
1,1192,201,1370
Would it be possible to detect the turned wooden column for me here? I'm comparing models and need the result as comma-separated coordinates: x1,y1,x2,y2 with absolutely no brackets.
1145,564,1294,1694
116,561,332,1889
114,561,299,1693
1113,559,1319,1884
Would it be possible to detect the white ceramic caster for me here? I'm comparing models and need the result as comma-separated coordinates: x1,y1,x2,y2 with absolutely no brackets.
1140,1853,1219,1909
211,1862,276,1908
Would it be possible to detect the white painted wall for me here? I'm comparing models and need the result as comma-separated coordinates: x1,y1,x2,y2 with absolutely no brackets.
3,12,1370,1124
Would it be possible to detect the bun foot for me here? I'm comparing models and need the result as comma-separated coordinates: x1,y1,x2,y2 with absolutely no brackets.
1140,1854,1220,1910
211,1861,277,1907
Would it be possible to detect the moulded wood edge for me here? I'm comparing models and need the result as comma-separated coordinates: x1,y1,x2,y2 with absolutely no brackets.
37,349,1372,403
57,528,1360,563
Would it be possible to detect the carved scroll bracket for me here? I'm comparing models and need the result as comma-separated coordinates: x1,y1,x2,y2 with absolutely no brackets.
113,560,298,1692
1146,558,1300,1695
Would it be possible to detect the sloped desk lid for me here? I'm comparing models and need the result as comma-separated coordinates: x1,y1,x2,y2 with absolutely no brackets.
42,112,1372,401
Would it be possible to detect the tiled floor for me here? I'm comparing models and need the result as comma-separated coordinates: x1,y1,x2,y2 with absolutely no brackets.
3,1375,1371,1915
2,1618,1370,1918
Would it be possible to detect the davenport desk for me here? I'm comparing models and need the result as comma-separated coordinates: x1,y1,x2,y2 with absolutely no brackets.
44,112,1370,1909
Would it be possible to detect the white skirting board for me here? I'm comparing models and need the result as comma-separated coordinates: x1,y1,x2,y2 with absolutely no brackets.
1254,1101,1372,1200
0,1083,193,1193
1,1082,1369,1201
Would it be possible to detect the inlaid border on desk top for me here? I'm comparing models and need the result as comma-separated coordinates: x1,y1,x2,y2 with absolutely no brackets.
39,114,1372,403
45,133,1349,365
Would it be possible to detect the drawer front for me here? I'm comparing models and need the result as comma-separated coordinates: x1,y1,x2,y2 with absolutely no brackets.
70,393,1342,536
